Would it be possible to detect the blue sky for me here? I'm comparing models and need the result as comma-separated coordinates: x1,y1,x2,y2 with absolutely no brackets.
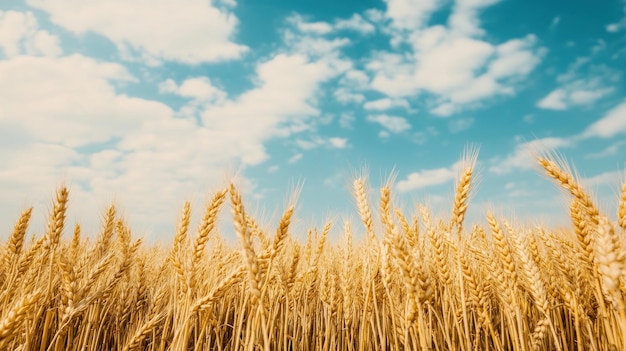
1,0,625,242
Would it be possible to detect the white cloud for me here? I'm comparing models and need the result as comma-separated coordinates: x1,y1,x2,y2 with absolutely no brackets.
607,23,622,33
489,137,571,175
201,51,350,163
537,89,567,110
0,53,272,241
0,15,351,240
26,0,248,64
606,1,626,33
396,166,456,192
334,69,370,105
328,137,348,149
585,141,626,159
581,170,621,188
0,10,62,58
342,69,370,88
295,135,348,150
431,103,456,117
448,0,502,37
159,77,226,103
582,101,626,139
292,18,333,35
488,35,542,79
363,98,410,110
538,55,617,111
285,33,351,58
384,0,441,30
366,114,411,133
413,34,495,94
569,88,614,105
334,88,365,104
0,55,143,148
288,13,375,36
288,153,303,164
367,16,543,115
334,14,376,34
537,85,614,110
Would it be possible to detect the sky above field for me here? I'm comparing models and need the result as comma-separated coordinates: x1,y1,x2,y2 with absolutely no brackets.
1,0,625,243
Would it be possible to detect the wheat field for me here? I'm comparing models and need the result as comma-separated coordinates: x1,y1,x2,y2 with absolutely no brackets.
1,151,626,351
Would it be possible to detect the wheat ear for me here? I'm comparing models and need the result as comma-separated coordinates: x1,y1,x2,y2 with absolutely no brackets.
43,187,69,252
229,183,262,305
450,146,479,238
170,201,191,294
538,157,599,225
353,178,376,242
4,208,32,270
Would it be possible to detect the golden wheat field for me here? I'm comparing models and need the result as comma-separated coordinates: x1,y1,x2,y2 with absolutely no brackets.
1,151,625,351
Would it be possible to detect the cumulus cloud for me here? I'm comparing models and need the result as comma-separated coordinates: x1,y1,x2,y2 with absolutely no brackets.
0,54,143,148
0,8,355,239
201,52,350,163
396,159,465,192
159,77,226,103
0,53,257,240
397,168,455,192
25,0,248,64
448,0,502,37
368,1,543,115
384,0,441,30
367,12,544,116
0,10,62,58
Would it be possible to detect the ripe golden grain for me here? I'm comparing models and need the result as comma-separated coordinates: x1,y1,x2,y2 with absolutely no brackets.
1,149,625,350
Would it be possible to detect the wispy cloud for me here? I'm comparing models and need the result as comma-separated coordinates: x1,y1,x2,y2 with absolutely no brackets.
363,98,410,111
581,101,626,139
489,137,572,175
366,114,412,135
